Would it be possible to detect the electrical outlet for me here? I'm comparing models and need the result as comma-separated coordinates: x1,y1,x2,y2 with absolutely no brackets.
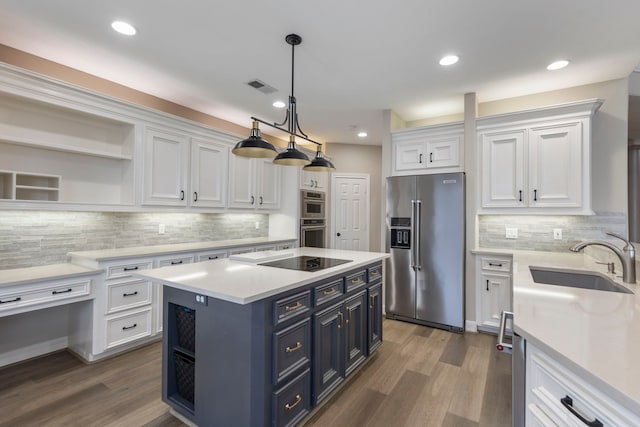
255,221,260,229
505,227,518,239
553,228,563,240
158,223,165,234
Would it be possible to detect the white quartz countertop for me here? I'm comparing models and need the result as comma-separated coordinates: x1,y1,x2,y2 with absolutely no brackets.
492,248,640,414
133,247,389,305
0,264,103,288
67,236,296,262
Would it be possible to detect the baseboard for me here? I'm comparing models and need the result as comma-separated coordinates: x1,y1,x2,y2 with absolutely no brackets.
0,337,68,368
465,320,478,333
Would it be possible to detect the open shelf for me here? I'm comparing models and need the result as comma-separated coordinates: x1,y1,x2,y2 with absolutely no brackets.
0,170,60,201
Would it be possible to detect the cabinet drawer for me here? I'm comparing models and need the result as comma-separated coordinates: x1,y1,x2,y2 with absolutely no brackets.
272,368,311,427
368,263,383,283
0,279,91,314
196,250,228,262
527,343,640,426
106,261,153,280
345,269,367,292
274,291,311,325
105,308,152,349
157,255,194,268
481,258,511,273
273,318,311,385
313,279,344,307
106,279,152,314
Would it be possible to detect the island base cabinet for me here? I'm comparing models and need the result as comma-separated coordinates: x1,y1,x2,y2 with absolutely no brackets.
367,282,383,354
161,262,384,427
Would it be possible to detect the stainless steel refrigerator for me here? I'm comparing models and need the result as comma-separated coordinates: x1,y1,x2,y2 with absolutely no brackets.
385,173,465,333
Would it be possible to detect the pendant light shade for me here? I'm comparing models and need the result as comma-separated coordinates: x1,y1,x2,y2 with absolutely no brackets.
304,147,335,171
232,120,277,158
273,135,310,166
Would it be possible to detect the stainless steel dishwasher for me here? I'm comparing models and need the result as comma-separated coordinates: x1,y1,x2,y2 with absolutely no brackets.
497,310,525,427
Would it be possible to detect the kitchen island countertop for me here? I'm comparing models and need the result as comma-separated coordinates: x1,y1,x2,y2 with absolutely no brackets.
133,247,389,304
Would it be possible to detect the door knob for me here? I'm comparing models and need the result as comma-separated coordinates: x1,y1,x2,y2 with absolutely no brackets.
337,232,341,237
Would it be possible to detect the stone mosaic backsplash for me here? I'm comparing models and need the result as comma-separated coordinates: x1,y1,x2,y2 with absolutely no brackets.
0,211,269,269
478,212,628,252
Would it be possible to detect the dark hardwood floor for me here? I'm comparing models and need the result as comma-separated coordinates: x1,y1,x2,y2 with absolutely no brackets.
0,320,511,426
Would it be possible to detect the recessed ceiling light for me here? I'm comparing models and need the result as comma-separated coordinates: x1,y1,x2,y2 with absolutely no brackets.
111,21,137,36
547,60,569,71
357,132,367,138
272,101,286,108
439,55,459,66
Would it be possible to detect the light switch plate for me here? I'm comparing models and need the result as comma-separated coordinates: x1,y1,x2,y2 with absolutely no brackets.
505,227,518,239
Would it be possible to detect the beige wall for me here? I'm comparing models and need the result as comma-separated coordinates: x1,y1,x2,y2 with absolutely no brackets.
0,44,288,147
326,143,383,251
407,112,465,128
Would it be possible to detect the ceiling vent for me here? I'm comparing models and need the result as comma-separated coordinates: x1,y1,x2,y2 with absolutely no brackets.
247,79,277,94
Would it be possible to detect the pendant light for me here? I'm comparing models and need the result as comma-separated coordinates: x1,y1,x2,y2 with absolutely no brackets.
231,120,277,158
304,146,336,171
234,33,334,171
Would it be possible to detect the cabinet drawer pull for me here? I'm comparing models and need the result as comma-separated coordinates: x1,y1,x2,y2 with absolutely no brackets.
123,291,139,297
0,297,21,304
370,270,381,277
52,288,72,295
208,256,219,260
533,189,538,202
251,195,255,205
486,279,489,291
193,191,198,202
284,394,302,410
429,152,433,163
123,266,139,272
170,260,183,265
322,288,337,296
285,302,302,312
519,190,522,202
560,395,603,427
419,153,423,164
351,277,364,285
285,342,302,353
488,262,503,267
122,323,137,331
259,196,263,205
180,190,185,201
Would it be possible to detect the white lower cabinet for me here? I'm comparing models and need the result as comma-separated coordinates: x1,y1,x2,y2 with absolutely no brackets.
526,342,640,426
476,254,512,332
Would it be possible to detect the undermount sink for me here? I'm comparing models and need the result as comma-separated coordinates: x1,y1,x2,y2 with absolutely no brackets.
529,266,633,294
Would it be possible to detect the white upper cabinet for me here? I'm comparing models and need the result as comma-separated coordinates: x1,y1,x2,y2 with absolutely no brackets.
142,127,230,208
190,137,228,208
228,156,281,210
391,122,463,176
142,127,190,206
300,170,328,191
478,99,602,215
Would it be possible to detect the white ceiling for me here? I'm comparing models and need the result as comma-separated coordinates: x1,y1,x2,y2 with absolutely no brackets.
1,0,640,145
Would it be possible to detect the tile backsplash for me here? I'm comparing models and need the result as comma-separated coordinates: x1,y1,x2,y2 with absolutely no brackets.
478,212,627,252
0,211,269,269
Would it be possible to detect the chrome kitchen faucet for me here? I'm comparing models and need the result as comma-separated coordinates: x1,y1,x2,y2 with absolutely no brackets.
569,232,636,284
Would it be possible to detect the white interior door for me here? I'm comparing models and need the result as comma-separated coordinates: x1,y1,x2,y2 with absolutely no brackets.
331,174,370,251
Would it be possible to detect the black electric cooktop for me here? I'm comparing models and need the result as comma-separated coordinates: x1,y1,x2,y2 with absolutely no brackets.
260,256,351,272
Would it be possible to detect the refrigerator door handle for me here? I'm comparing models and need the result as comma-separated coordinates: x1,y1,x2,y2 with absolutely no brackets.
410,200,416,270
415,200,422,270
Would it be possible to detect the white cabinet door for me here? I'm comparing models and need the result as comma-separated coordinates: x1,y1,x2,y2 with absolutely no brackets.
143,127,189,206
256,159,280,210
228,155,256,208
478,273,511,330
301,170,328,191
529,122,582,208
481,130,526,208
228,157,281,210
425,135,460,169
394,140,426,171
190,137,228,208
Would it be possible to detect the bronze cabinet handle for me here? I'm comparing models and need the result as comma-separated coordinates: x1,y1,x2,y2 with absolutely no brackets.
285,394,302,410
285,302,302,312
322,288,337,296
285,342,302,353
337,312,343,329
